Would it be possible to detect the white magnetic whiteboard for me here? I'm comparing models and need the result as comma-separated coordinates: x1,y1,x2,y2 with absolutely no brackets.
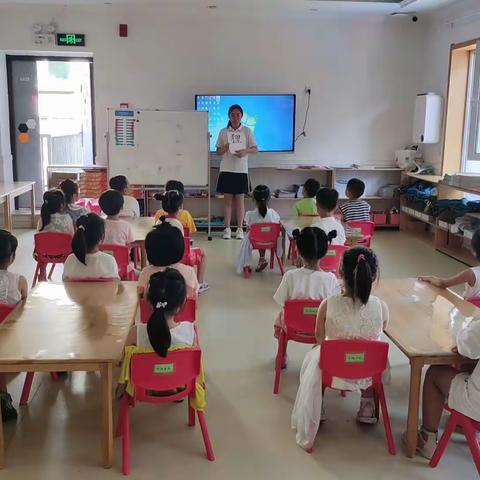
107,109,209,186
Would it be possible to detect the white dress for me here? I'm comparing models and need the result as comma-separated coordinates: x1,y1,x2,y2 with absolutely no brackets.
448,319,480,421
464,266,480,299
310,217,346,246
0,271,21,304
235,208,281,274
137,321,195,349
291,295,386,450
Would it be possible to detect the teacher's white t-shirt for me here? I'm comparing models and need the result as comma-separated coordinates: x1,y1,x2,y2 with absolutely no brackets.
216,125,257,174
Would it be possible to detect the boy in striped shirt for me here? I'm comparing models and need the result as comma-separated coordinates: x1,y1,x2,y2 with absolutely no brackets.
340,178,371,222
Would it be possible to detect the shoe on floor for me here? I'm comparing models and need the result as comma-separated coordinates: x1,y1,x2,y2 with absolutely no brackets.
0,393,17,423
255,259,269,273
401,427,437,460
235,228,244,240
223,227,231,240
356,398,378,424
199,282,209,294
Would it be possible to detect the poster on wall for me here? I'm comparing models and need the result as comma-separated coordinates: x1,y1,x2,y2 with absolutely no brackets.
114,110,136,147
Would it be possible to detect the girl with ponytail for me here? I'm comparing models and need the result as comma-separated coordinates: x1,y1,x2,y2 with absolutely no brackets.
292,246,389,449
38,189,74,235
273,227,340,338
136,269,194,356
235,185,280,274
63,214,119,280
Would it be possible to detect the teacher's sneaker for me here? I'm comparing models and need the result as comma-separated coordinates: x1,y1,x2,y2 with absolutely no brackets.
235,228,244,240
223,227,231,240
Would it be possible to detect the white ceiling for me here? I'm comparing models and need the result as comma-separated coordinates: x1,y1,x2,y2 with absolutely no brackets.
0,0,460,12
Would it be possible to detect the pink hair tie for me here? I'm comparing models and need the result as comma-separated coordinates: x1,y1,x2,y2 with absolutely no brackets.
357,254,365,263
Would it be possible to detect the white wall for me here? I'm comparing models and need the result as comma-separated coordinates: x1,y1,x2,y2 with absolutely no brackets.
422,0,480,171
0,4,425,176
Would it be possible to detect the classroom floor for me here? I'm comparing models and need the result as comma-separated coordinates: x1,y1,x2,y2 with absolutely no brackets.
1,228,477,479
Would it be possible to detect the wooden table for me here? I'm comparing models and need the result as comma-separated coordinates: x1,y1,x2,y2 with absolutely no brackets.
377,278,478,457
0,182,36,231
123,217,155,268
0,281,138,468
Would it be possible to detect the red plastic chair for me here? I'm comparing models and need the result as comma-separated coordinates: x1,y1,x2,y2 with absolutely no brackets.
274,299,321,394
0,304,15,324
345,221,375,247
468,297,480,308
117,348,215,475
430,406,480,474
319,245,348,275
99,244,136,280
315,339,396,455
87,199,101,215
181,237,202,269
33,232,72,287
246,223,284,278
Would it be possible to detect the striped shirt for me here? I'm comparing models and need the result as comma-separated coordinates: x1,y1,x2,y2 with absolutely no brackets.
340,200,371,222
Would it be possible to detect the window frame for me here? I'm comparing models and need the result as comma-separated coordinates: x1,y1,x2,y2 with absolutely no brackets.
467,40,480,162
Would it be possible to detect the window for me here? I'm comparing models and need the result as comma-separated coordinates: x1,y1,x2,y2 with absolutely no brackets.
465,41,480,169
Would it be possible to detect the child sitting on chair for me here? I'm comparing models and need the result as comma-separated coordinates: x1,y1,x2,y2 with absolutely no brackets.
99,190,134,246
311,188,346,246
0,230,28,422
291,247,388,450
419,230,480,301
236,185,280,275
109,175,140,217
292,178,320,216
38,189,74,235
339,178,371,222
59,178,89,224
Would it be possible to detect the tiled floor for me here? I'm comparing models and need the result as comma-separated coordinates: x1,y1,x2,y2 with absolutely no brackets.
1,228,477,478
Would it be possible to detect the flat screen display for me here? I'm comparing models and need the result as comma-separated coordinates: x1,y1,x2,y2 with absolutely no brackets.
195,94,296,152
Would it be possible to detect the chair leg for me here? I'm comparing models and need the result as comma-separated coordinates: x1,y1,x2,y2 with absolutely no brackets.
430,413,458,468
122,396,130,475
269,249,274,270
47,264,55,280
20,372,34,406
273,333,287,394
461,417,480,474
275,252,285,276
340,390,346,398
32,264,40,288
197,411,215,461
188,396,195,427
116,395,127,438
377,385,396,455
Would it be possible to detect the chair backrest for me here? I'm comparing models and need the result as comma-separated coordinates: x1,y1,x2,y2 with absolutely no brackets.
249,223,281,250
0,304,15,324
34,232,72,263
139,297,196,324
468,297,480,308
319,245,348,273
99,243,128,276
130,348,201,402
345,221,375,238
283,299,322,338
320,339,389,387
87,199,102,215
184,227,190,238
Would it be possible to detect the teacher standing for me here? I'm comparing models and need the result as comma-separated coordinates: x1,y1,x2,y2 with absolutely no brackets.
216,104,258,240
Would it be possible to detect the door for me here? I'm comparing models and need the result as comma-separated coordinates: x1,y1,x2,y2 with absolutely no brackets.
7,56,95,207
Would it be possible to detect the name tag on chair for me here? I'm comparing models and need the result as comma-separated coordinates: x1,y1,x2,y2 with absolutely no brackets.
303,307,319,315
154,364,175,374
326,250,336,256
260,226,271,233
345,353,365,363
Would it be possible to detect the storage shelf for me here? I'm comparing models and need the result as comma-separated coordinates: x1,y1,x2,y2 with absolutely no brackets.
405,172,443,184
438,182,480,196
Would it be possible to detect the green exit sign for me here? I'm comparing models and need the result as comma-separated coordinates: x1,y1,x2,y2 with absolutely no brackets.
56,33,86,47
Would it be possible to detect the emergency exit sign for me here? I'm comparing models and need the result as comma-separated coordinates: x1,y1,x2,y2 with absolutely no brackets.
56,33,86,47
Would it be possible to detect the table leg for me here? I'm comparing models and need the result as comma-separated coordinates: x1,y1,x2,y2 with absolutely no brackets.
30,185,36,229
405,358,424,458
0,398,4,469
100,362,113,468
3,197,11,232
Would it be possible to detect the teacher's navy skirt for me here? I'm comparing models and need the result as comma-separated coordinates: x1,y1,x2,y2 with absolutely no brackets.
216,172,250,195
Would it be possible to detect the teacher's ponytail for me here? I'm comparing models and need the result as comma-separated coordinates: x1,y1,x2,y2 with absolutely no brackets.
227,104,243,128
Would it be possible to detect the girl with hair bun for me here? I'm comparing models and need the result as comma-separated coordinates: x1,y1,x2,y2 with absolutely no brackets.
273,226,339,339
235,185,280,274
